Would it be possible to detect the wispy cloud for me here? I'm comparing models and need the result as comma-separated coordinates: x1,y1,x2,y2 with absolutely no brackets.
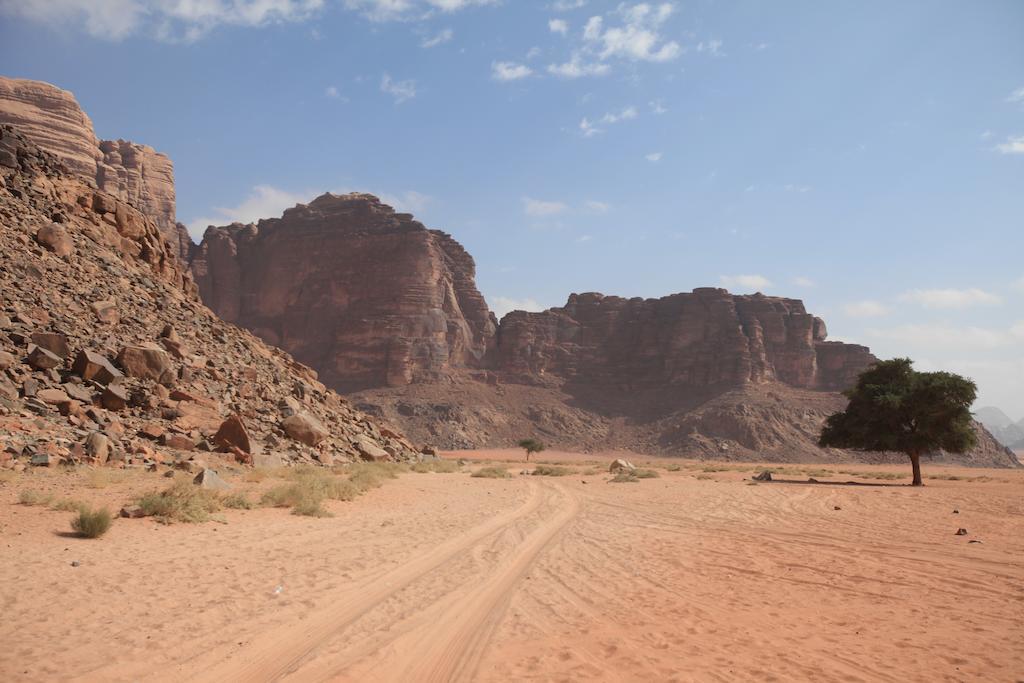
420,27,453,47
645,152,662,162
843,300,891,318
582,3,680,63
792,276,815,288
492,61,533,81
579,105,637,136
1006,86,1024,104
381,73,417,103
898,288,1001,309
523,197,568,216
547,53,610,78
866,324,1018,350
549,18,568,35
584,200,609,213
490,296,545,319
720,274,772,291
995,135,1024,154
344,0,498,22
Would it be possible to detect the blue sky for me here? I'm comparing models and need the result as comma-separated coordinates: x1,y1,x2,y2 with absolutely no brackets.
2,0,1023,417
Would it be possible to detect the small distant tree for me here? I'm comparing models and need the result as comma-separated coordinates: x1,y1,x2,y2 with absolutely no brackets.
518,439,545,462
819,358,976,486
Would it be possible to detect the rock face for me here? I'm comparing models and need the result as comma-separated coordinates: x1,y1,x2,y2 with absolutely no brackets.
191,193,496,392
0,123,419,472
191,192,1017,468
0,77,184,258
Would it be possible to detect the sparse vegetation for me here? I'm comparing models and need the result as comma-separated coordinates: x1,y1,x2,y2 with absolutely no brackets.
517,438,545,462
665,464,682,472
531,464,572,477
86,468,126,489
610,472,639,483
222,492,255,509
136,479,223,523
581,467,602,476
18,489,54,506
472,466,510,479
633,469,660,479
71,507,112,538
51,497,88,513
411,459,460,473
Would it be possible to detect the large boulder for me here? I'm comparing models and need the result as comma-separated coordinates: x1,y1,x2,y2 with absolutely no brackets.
36,223,73,257
116,344,173,383
609,459,636,474
193,468,231,491
282,412,329,447
356,435,389,462
26,345,62,370
212,415,251,454
30,331,69,358
71,349,122,385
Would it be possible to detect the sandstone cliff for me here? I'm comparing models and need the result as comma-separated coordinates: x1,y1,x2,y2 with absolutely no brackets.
191,193,497,392
0,124,418,471
0,76,183,258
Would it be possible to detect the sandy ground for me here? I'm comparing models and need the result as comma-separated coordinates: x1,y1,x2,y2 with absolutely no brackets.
1,454,1022,682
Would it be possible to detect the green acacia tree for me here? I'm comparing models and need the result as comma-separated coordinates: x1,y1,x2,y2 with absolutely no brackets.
819,358,977,486
517,438,545,462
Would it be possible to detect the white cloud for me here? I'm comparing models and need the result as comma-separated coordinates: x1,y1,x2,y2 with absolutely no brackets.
645,152,662,162
492,61,533,81
576,234,593,243
995,135,1024,154
0,0,326,41
720,274,772,291
1006,86,1024,104
546,53,610,78
579,105,637,136
420,27,453,47
792,276,815,288
343,0,498,22
898,288,1001,309
325,85,342,99
581,3,680,63
490,296,545,319
649,100,667,114
695,39,723,56
784,184,811,193
551,0,586,9
584,200,609,213
523,197,568,216
549,18,568,34
186,185,431,239
843,300,891,318
380,73,417,103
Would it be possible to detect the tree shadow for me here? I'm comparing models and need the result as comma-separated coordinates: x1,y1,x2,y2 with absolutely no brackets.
757,477,910,488
52,530,84,538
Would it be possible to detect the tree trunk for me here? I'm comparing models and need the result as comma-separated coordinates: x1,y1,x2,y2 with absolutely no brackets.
908,451,923,486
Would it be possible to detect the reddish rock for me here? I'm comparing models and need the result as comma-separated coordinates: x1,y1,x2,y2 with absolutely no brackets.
90,300,119,325
71,349,122,385
36,223,74,257
162,433,196,451
116,344,172,383
36,388,69,405
212,414,251,454
26,345,62,370
282,412,329,447
355,435,389,462
30,331,70,358
100,384,129,411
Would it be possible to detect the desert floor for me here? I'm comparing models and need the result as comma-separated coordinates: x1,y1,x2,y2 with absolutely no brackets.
1,453,1022,682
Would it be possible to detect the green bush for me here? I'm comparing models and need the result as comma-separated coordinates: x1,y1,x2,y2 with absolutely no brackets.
71,507,112,538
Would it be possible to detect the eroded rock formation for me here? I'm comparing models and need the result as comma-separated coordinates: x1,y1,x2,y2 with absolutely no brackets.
0,76,183,257
191,193,496,392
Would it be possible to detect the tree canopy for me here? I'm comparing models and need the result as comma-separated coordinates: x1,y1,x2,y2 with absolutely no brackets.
517,439,545,461
819,358,977,485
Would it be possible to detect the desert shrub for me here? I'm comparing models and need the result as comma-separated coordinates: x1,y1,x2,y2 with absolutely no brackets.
18,489,54,506
71,507,112,538
242,469,271,483
51,498,88,513
348,462,403,492
695,474,714,480
291,497,333,517
472,466,510,479
136,479,222,523
222,492,255,509
701,466,729,473
581,467,602,476
634,469,660,479
610,472,638,483
666,464,681,472
531,465,572,477
411,459,460,474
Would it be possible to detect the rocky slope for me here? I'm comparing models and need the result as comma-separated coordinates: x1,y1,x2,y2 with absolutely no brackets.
191,193,496,392
975,407,1024,449
0,124,419,472
0,77,184,258
193,196,1016,467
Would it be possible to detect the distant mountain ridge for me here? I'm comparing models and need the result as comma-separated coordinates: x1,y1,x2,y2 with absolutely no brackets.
975,407,1024,450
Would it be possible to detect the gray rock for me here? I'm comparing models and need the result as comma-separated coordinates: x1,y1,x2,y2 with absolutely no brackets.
193,468,231,490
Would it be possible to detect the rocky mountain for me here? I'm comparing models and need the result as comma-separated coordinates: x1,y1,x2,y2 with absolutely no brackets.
0,123,419,472
975,407,1024,449
0,77,188,260
191,195,1016,467
190,193,497,392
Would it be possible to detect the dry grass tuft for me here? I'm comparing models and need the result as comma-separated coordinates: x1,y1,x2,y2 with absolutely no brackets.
531,465,573,477
136,480,223,523
86,468,127,489
472,466,510,479
18,489,54,506
609,472,639,483
410,459,460,474
222,492,255,509
51,498,89,513
634,469,660,479
71,507,112,538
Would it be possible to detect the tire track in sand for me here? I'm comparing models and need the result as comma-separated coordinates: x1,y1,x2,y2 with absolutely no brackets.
356,481,582,683
175,480,547,683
